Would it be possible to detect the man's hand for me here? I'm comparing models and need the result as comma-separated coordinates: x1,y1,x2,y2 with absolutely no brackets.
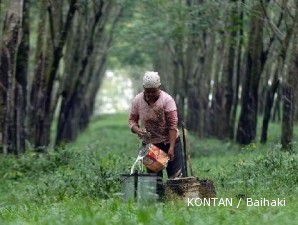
137,129,148,139
168,147,175,161
132,125,151,142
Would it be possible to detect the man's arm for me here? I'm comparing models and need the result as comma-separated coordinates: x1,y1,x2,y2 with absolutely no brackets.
166,110,178,160
129,114,139,133
129,96,140,133
168,129,177,160
129,114,149,141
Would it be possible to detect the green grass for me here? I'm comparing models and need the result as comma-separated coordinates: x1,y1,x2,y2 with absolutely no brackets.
0,113,297,225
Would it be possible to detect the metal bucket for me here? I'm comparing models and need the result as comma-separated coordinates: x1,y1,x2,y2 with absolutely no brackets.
120,172,159,202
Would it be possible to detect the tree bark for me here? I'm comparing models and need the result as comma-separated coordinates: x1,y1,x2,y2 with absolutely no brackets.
272,88,281,122
0,0,23,154
260,67,279,143
230,0,244,140
221,0,238,139
56,2,122,144
14,0,30,153
281,7,298,151
27,2,47,146
56,1,107,144
208,31,226,138
236,2,265,144
27,0,77,149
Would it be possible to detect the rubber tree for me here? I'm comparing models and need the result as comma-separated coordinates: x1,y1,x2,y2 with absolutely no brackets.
236,2,266,145
0,0,24,154
281,4,298,151
56,1,123,144
28,0,77,149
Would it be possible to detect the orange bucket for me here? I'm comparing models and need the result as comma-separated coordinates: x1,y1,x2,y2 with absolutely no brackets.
142,144,169,173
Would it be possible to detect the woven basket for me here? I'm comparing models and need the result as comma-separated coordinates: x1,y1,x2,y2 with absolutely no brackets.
165,177,216,200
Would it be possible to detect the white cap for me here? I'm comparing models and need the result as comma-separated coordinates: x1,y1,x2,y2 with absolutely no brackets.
142,71,161,88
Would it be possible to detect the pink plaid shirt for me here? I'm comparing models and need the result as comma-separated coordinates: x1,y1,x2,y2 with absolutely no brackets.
129,90,179,144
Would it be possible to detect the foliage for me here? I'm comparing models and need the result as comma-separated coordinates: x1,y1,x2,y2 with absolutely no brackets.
108,0,226,68
0,114,297,224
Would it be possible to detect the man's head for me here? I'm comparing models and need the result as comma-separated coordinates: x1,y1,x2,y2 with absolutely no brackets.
143,71,161,102
143,71,161,88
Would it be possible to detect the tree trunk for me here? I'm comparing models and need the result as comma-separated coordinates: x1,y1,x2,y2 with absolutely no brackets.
260,68,279,143
261,27,293,143
222,0,238,139
230,0,244,140
27,2,47,146
208,32,226,138
14,0,30,153
272,88,281,122
236,2,265,145
56,2,122,144
56,1,107,144
185,0,207,133
0,0,23,154
281,8,298,151
28,0,77,149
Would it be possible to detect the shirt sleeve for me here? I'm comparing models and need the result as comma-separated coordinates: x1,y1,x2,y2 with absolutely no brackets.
165,110,178,130
164,95,178,130
128,97,139,129
164,95,177,112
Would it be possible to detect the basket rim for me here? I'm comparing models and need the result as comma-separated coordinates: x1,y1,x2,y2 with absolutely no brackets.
120,173,158,177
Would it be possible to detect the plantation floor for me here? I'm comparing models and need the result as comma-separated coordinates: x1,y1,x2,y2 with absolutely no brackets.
0,114,297,225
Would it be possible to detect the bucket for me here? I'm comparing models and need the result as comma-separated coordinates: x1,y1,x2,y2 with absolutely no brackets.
120,172,159,202
141,144,169,173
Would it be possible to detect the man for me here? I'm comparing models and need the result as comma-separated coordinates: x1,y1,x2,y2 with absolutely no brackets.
128,71,184,179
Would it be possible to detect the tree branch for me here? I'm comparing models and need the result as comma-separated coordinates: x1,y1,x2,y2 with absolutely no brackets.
47,0,56,49
260,0,285,43
262,0,286,58
45,0,78,113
